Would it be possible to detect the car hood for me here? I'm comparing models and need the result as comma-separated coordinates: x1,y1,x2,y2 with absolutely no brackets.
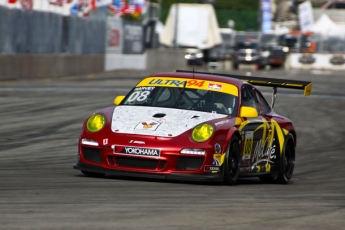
111,106,227,137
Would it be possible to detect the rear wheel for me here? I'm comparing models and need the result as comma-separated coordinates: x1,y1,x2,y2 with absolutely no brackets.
259,133,295,184
276,133,295,184
224,136,241,185
81,170,105,178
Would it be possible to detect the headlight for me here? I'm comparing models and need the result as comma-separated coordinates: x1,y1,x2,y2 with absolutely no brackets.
191,124,214,142
86,114,106,133
262,51,270,57
196,53,203,58
185,54,192,59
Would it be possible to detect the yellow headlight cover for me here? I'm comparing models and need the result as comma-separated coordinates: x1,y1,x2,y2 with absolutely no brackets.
191,124,214,142
86,114,106,133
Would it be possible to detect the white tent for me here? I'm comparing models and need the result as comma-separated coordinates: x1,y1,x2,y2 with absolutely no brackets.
311,14,345,38
160,3,222,49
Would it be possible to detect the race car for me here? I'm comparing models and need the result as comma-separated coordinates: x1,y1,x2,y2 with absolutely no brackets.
73,70,312,185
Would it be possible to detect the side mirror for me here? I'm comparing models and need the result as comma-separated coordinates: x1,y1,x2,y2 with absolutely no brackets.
114,95,125,106
239,106,259,118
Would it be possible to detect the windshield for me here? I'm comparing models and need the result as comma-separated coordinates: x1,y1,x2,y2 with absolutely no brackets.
121,85,238,116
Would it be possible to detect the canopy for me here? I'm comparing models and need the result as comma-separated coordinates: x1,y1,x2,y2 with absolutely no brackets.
311,14,345,38
160,3,222,49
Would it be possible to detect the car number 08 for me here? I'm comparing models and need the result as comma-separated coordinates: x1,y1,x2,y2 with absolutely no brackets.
127,91,151,102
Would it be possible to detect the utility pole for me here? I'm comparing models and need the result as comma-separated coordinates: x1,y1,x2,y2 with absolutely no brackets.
173,0,179,48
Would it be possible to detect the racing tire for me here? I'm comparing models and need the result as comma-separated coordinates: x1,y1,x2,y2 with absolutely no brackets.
81,170,105,178
259,133,295,184
223,136,241,185
276,133,295,184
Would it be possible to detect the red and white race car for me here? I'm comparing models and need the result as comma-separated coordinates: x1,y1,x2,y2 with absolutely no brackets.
73,70,312,185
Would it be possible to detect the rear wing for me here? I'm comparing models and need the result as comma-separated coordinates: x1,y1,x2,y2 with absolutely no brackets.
175,70,312,96
175,70,312,109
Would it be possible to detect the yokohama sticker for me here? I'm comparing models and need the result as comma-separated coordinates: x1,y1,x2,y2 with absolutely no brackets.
114,146,160,157
204,165,220,172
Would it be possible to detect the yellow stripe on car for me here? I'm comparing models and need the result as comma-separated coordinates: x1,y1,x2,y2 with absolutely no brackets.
137,77,239,96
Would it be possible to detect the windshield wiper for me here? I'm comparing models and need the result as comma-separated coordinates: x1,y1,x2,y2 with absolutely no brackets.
174,81,187,108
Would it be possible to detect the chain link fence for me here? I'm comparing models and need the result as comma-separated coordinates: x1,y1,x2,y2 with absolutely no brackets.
0,5,106,55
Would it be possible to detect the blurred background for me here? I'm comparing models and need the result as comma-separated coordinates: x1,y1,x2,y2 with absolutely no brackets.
1,0,345,79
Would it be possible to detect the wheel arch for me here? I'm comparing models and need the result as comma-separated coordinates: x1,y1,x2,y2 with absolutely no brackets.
287,129,297,147
223,127,242,154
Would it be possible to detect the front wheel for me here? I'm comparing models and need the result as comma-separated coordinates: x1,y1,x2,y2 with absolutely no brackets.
223,136,241,185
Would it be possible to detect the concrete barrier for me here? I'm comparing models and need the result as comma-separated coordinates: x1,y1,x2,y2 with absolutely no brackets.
0,49,188,80
105,49,186,71
0,55,104,80
285,53,345,70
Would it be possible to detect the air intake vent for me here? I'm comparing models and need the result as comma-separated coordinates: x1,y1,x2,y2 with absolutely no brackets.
175,157,204,170
82,147,101,163
115,156,159,169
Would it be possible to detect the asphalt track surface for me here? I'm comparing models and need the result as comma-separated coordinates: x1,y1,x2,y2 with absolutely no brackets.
0,67,344,230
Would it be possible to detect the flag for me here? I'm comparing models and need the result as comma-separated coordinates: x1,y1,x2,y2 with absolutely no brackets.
48,0,64,7
92,0,112,10
20,0,32,9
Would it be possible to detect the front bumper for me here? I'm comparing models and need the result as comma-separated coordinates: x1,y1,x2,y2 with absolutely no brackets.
73,162,224,182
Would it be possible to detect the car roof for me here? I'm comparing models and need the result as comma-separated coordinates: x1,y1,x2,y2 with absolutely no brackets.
148,71,246,88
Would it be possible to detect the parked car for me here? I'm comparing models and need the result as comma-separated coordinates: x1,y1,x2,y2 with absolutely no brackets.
185,48,204,65
266,45,286,68
232,40,268,70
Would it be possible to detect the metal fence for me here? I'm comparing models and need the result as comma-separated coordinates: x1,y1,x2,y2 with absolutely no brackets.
0,6,106,55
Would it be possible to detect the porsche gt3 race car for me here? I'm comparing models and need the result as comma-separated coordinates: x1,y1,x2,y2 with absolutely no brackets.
73,70,312,185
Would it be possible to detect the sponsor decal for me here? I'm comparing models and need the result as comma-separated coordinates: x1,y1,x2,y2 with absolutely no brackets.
136,77,239,96
251,137,276,172
214,143,221,154
243,131,253,160
147,79,206,88
204,165,220,172
129,140,145,144
135,120,161,130
103,138,108,145
212,153,225,166
215,119,230,126
330,55,345,65
298,53,315,64
134,86,155,91
115,146,160,157
208,83,223,90
148,79,187,87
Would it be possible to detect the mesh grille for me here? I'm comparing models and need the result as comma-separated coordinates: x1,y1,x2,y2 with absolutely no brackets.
175,157,204,170
82,147,101,163
115,156,159,169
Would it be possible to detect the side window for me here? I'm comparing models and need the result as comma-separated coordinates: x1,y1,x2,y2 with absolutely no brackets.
241,85,259,112
254,90,271,114
156,88,171,102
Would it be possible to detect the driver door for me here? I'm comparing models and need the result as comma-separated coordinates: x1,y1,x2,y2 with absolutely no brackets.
239,85,273,174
